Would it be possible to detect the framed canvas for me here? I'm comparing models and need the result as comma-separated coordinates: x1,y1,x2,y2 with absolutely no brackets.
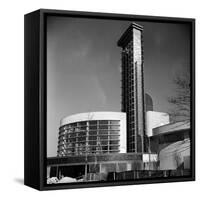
24,9,195,190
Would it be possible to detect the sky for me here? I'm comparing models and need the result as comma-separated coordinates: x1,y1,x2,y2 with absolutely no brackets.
47,16,190,157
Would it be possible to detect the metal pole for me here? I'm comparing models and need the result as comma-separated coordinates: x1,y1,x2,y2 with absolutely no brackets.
85,148,88,181
56,165,59,178
148,137,151,171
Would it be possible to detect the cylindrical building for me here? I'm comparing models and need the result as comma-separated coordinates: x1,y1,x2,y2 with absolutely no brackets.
57,112,127,157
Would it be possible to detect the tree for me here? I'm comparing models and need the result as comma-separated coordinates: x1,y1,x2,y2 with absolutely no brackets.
168,69,190,122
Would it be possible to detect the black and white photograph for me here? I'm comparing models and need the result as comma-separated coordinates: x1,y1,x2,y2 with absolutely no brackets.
1,0,199,197
45,14,194,185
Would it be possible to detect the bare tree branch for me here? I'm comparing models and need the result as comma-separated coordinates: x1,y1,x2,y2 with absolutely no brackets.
168,69,190,122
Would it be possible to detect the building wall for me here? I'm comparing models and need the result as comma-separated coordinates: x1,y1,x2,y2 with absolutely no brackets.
159,139,190,170
146,111,170,137
145,93,153,111
133,28,144,141
149,122,191,170
51,161,144,181
118,23,145,153
58,112,127,156
153,121,190,135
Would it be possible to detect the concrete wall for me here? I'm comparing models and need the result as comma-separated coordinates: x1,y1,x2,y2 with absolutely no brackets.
146,111,170,137
153,121,190,135
60,111,127,153
159,139,190,170
133,28,144,139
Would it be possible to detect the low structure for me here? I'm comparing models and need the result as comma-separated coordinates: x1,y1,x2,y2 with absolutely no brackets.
47,153,153,181
150,121,190,171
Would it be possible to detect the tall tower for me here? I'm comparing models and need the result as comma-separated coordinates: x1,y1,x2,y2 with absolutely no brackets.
118,23,145,153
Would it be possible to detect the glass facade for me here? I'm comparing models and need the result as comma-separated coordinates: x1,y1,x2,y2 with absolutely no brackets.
118,23,145,153
57,120,120,157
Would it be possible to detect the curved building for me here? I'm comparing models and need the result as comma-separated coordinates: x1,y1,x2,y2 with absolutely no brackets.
145,93,153,111
57,112,126,157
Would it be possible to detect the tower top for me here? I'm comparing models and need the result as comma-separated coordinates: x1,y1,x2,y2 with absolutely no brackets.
117,22,143,48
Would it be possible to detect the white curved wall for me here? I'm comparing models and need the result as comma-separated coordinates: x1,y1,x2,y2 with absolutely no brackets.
60,112,127,153
159,139,190,170
146,111,170,137
61,112,125,126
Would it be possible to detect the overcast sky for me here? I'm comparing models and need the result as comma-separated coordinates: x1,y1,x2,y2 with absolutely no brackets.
47,16,190,157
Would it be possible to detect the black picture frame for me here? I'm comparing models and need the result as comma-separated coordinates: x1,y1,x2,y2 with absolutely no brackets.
24,9,195,191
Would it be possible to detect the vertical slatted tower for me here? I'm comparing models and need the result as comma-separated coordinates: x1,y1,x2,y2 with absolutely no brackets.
118,23,145,153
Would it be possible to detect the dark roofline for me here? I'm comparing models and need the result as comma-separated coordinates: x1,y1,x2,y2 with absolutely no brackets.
117,22,143,47
153,121,190,132
46,153,145,166
150,127,190,138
